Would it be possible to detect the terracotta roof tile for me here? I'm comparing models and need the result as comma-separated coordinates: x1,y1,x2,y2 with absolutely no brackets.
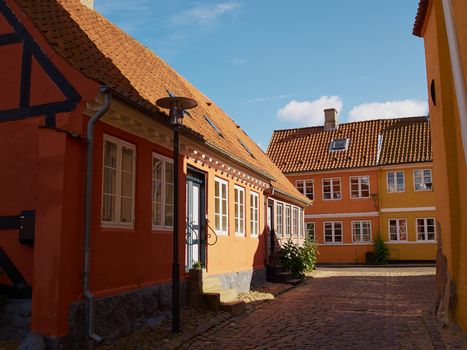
413,0,430,37
13,0,308,204
267,117,432,173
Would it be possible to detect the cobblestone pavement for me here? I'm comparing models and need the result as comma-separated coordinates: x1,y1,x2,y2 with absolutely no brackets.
180,267,467,350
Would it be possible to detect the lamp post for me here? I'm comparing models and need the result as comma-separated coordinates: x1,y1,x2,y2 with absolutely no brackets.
156,96,197,332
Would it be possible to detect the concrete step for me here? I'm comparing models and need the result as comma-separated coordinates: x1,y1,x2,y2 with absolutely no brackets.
202,277,221,292
267,264,284,274
201,288,239,310
219,300,246,316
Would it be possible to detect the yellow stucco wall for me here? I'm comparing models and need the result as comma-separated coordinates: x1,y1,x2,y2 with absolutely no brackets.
420,0,467,330
185,158,267,275
378,164,437,260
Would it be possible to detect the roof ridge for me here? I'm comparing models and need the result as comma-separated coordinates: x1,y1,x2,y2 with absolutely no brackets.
272,115,429,133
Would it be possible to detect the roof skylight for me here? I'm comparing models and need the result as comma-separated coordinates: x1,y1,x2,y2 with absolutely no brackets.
238,139,255,159
329,138,349,151
204,115,222,136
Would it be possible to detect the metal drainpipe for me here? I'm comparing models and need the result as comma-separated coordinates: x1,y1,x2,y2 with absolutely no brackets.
83,86,111,343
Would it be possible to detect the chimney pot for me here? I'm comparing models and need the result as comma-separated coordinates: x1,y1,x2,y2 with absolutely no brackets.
324,108,338,130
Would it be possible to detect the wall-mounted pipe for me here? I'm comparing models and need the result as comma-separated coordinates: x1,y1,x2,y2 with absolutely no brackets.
83,86,111,343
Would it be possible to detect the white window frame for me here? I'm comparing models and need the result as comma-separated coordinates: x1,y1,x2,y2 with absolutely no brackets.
152,153,174,229
292,207,298,238
295,179,314,200
351,220,372,243
234,185,245,236
349,175,370,199
388,218,408,242
250,191,259,236
416,217,436,241
285,205,291,239
413,169,433,191
101,134,136,227
323,221,343,244
299,209,304,238
306,222,315,242
322,177,342,200
387,171,405,193
276,203,284,238
214,177,228,235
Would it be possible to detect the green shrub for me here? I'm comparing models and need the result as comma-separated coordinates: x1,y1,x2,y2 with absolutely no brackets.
280,238,319,278
192,261,205,269
373,235,389,265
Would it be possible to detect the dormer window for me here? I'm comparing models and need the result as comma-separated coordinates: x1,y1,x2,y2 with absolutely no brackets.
330,138,349,151
204,115,223,136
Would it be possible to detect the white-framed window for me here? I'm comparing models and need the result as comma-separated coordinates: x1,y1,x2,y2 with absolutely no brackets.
295,179,314,200
292,207,298,237
324,221,343,243
413,169,433,191
234,185,245,236
329,138,349,151
214,177,228,234
387,171,405,193
152,153,174,228
276,203,283,237
306,222,315,242
285,205,291,239
350,175,370,198
389,218,407,241
416,218,436,241
322,178,341,200
352,220,372,243
102,135,136,227
250,191,259,236
299,210,304,238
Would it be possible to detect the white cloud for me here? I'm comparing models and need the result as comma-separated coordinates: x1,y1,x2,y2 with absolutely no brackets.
277,96,343,126
348,99,428,122
171,2,241,26
230,58,247,65
246,95,289,104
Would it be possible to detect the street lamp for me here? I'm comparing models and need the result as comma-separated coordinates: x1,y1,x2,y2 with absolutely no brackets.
156,96,197,332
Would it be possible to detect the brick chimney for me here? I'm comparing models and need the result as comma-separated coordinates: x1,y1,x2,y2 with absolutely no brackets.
80,0,94,9
324,108,338,130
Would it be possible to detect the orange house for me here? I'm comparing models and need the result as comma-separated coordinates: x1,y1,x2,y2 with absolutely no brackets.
0,0,309,346
267,109,436,263
414,0,467,330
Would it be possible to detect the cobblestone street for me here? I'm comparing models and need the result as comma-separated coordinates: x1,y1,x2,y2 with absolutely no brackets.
181,267,467,350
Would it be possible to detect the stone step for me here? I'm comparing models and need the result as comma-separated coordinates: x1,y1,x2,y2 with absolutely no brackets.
202,277,221,292
219,300,246,316
201,288,239,310
267,264,284,274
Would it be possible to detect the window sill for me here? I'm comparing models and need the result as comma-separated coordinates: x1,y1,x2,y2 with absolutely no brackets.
100,225,136,233
322,198,342,201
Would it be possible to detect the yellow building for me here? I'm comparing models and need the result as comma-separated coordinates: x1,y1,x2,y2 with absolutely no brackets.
379,164,437,261
414,0,467,330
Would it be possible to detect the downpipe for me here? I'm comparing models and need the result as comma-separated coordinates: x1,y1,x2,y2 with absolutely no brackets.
83,86,111,343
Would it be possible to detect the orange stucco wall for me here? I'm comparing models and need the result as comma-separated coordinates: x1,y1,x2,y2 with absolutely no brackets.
420,0,467,330
287,169,380,263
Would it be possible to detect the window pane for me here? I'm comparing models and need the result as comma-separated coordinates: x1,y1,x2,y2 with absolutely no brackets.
164,203,173,226
121,146,134,172
153,202,162,226
104,141,117,167
121,172,133,197
102,194,116,222
120,197,132,223
103,167,116,195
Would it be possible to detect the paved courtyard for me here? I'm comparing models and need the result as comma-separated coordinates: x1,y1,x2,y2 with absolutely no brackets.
181,267,467,350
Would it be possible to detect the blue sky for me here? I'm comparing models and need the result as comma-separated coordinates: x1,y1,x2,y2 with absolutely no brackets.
95,0,427,150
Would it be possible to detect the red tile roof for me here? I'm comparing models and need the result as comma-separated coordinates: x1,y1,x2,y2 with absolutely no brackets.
13,0,309,205
267,117,432,173
413,0,430,37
